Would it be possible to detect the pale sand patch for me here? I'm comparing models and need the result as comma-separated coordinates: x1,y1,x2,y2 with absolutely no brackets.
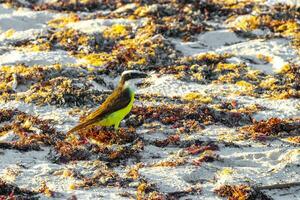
0,50,77,66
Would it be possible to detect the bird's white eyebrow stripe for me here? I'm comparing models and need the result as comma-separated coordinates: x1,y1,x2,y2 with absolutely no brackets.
121,70,145,76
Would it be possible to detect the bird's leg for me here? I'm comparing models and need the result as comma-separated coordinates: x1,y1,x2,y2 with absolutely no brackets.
114,122,121,137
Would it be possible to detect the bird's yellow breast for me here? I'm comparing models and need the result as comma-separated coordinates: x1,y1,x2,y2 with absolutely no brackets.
96,89,135,129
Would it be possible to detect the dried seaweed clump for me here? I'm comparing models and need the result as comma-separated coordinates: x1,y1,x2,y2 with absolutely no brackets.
129,104,213,132
236,64,300,99
213,101,264,116
17,77,105,106
48,141,91,163
137,181,201,200
0,139,41,151
241,118,300,141
49,28,90,53
49,127,143,164
103,24,132,39
0,179,38,199
48,13,80,28
3,29,15,38
74,160,133,189
186,143,219,155
0,109,63,151
78,127,138,145
0,65,112,105
228,6,299,33
129,103,252,131
106,1,249,40
21,28,103,54
160,53,251,84
16,37,52,52
161,52,299,99
38,181,54,198
183,92,213,104
212,0,256,13
286,136,300,144
192,150,219,166
131,3,210,40
228,5,300,55
41,96,144,164
272,64,300,99
153,134,180,148
214,184,272,200
93,138,144,164
77,25,180,72
0,64,59,95
67,2,220,41
136,181,157,200
0,109,16,123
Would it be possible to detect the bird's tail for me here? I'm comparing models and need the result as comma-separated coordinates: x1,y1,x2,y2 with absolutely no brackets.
67,120,94,134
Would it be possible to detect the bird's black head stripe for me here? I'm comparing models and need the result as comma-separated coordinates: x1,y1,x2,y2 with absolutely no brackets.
122,72,148,82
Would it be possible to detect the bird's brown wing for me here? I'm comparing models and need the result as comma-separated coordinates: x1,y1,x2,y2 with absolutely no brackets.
67,87,132,134
85,87,132,122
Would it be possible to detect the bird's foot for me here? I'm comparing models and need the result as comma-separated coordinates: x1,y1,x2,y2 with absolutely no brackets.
94,126,103,133
114,129,121,138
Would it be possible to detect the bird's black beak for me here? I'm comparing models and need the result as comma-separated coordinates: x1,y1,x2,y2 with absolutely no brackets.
131,72,148,79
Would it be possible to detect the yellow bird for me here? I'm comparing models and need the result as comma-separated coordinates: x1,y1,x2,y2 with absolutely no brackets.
67,70,148,134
